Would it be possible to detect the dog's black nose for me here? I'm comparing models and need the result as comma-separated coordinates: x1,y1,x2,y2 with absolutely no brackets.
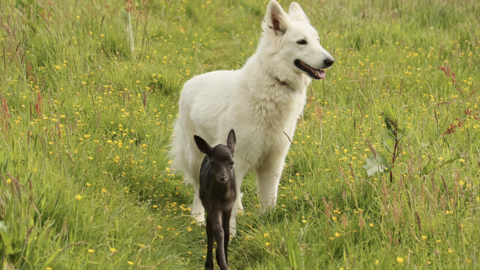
324,58,335,67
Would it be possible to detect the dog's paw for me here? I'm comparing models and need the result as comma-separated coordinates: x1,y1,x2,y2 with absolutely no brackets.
194,219,206,226
237,192,245,211
195,220,207,227
192,213,206,226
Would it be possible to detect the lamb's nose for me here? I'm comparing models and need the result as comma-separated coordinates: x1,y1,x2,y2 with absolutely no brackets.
324,58,335,67
217,175,227,182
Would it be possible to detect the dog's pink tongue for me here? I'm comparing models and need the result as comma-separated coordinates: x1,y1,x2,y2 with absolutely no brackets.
316,70,326,79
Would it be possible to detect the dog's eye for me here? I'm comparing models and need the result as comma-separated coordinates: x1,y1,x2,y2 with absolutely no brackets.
297,40,307,45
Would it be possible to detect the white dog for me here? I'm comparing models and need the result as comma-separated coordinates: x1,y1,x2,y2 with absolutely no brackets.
170,0,334,234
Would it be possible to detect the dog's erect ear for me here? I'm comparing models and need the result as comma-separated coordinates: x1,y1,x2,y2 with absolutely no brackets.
266,1,290,36
289,2,310,24
226,129,236,153
194,135,212,155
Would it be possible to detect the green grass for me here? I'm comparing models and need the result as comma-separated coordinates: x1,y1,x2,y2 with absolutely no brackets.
1,0,480,269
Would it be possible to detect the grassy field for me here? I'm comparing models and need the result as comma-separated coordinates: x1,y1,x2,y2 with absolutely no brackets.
1,0,480,269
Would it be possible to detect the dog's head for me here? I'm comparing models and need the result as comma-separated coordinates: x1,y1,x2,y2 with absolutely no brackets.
261,1,334,80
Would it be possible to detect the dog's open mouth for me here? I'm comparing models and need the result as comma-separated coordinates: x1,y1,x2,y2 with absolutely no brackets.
294,60,325,80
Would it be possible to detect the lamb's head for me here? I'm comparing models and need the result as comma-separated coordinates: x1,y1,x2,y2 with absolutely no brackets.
194,129,236,183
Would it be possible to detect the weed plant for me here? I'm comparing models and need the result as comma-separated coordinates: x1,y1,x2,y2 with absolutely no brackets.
1,0,480,269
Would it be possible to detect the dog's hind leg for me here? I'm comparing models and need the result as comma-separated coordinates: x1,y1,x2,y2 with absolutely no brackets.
237,192,244,212
228,170,246,237
189,152,206,223
191,179,205,224
185,154,204,224
172,149,204,223
171,114,206,224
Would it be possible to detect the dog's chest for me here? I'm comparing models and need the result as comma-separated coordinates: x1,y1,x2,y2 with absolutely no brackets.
249,85,305,128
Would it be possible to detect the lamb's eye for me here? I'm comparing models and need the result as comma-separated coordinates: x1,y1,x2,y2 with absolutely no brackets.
297,39,307,45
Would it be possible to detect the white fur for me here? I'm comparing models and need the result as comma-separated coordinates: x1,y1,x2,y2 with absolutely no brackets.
170,1,333,234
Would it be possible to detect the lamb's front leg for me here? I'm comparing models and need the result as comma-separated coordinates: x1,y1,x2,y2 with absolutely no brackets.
212,214,228,270
205,217,214,270
222,210,232,266
256,150,288,212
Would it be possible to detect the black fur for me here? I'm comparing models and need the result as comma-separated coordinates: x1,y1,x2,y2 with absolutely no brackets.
194,129,237,270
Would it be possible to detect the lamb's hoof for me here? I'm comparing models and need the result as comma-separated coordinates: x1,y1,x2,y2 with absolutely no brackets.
205,261,214,270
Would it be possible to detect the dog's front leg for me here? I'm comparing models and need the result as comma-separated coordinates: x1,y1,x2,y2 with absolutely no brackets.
256,149,288,213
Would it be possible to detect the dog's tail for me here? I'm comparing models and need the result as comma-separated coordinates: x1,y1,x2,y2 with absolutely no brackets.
169,105,202,185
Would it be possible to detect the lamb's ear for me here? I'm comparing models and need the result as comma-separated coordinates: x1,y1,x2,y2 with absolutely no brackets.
289,2,309,23
194,135,212,155
266,0,290,36
226,129,236,153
